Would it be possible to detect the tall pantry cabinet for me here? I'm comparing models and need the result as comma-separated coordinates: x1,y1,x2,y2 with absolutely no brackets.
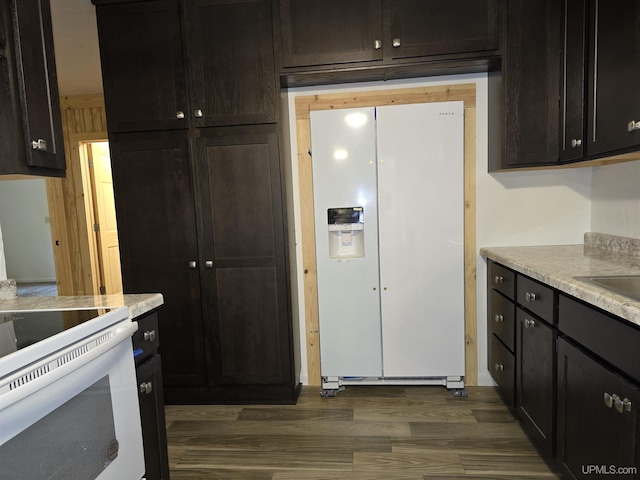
91,0,300,403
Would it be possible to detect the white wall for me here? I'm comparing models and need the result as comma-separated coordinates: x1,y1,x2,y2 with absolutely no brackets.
0,220,6,280
284,73,593,386
591,160,640,238
0,180,56,283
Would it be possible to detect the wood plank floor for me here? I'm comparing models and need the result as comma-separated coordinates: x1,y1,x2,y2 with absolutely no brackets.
165,386,561,479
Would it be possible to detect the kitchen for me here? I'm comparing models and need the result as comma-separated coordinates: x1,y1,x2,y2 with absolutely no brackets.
1,0,640,478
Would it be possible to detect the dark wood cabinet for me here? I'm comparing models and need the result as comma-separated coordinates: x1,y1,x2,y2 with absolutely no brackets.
516,307,555,457
94,0,278,132
500,0,561,168
0,0,65,176
587,0,640,156
133,312,171,480
557,338,640,479
277,0,499,70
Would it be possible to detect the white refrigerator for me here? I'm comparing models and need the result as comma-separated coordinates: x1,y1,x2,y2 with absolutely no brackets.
311,101,465,391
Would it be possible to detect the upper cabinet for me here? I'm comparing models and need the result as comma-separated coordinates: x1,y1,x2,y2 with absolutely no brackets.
277,0,500,70
94,0,278,133
0,0,65,176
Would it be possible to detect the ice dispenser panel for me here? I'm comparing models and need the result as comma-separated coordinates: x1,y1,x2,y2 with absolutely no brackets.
327,207,364,259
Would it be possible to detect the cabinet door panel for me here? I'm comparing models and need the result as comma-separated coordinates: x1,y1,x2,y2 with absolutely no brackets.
279,0,383,68
516,308,555,456
557,339,637,477
387,0,499,59
187,0,278,126
12,0,64,170
503,0,561,167
587,0,640,155
110,131,207,386
95,0,189,132
196,126,291,386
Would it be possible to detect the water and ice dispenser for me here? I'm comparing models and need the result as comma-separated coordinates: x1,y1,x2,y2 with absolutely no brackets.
327,207,364,259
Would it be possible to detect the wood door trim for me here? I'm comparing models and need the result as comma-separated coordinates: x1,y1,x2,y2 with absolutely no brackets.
294,83,477,386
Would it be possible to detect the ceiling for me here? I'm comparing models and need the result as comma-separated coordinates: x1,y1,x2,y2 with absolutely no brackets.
50,0,104,96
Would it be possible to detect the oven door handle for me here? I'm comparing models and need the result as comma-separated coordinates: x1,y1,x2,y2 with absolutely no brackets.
0,321,138,411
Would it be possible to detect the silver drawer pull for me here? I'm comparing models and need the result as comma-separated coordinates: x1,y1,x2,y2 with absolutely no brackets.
392,37,401,48
614,396,632,414
524,318,535,328
525,292,537,302
494,314,504,323
494,275,504,284
571,138,582,148
374,39,382,50
176,111,185,119
188,260,197,269
628,120,640,132
143,330,156,342
494,363,504,372
139,382,153,395
31,139,48,151
604,392,613,408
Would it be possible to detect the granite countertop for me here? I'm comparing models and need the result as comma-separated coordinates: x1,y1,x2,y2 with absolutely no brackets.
0,293,164,319
480,233,640,327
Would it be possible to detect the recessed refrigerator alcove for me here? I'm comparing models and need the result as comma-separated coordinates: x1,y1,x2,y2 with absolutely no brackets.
310,101,465,392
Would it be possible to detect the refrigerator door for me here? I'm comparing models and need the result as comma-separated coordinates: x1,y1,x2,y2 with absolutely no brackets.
376,101,465,377
310,108,383,377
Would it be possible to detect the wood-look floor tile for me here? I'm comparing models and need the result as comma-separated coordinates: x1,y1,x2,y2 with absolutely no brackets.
409,421,528,439
471,409,518,423
169,468,274,479
274,471,425,480
354,405,477,423
168,419,412,437
164,405,242,426
165,434,262,451
460,454,560,477
237,406,353,421
391,437,539,456
354,451,465,475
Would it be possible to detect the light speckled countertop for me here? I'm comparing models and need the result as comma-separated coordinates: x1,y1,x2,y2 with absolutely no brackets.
0,293,163,319
480,233,640,327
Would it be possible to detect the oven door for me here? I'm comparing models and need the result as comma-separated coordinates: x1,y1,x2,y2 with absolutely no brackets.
0,321,145,480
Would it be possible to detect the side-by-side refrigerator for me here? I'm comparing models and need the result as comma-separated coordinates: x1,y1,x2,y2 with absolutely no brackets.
310,101,465,392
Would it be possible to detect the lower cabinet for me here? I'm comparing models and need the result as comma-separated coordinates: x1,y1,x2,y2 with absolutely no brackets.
557,338,640,479
516,307,555,457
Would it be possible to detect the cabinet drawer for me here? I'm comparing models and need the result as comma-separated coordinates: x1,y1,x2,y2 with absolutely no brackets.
133,311,160,366
489,261,515,298
490,334,515,406
490,290,515,352
559,294,640,384
517,275,555,322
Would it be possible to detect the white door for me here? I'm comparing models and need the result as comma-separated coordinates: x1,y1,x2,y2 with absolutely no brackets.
376,101,465,377
311,108,383,377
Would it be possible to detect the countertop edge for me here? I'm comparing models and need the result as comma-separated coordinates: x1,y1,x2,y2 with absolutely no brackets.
480,245,640,327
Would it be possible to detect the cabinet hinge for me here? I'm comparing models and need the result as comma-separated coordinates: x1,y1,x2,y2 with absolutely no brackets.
99,285,106,295
93,223,100,232
88,159,94,168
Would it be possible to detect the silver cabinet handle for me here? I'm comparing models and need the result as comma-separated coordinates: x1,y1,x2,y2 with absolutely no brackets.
176,111,185,119
139,382,153,395
628,120,640,132
195,109,203,118
494,314,504,323
188,260,197,269
604,392,614,408
31,139,48,151
143,330,156,342
205,260,213,268
614,396,632,414
524,318,535,328
571,138,582,147
525,292,537,302
494,363,504,372
392,38,401,48
374,39,382,50
494,275,504,284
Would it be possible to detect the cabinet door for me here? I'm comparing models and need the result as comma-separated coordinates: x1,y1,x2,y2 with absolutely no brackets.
95,0,189,132
110,131,207,387
386,0,499,60
278,0,383,68
516,308,555,457
195,125,292,386
557,339,639,478
136,354,170,480
503,0,561,167
0,0,21,170
185,0,278,126
12,0,64,171
587,0,640,155
559,0,586,162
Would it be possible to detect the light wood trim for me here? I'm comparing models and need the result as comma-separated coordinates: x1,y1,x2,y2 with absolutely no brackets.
46,94,108,295
295,84,478,386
